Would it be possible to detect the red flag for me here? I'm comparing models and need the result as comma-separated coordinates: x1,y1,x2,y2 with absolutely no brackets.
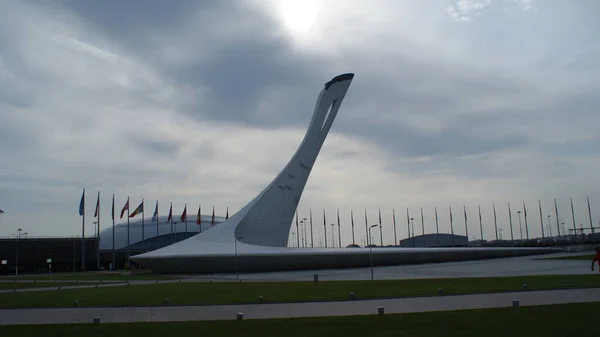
94,191,100,218
180,204,187,222
196,204,202,225
120,198,129,219
167,203,172,222
210,206,215,226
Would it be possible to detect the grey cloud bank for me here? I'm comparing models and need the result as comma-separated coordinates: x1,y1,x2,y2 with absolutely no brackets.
0,0,598,245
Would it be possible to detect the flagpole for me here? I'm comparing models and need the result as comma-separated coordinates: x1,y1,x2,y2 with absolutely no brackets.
126,196,130,260
554,198,560,238
351,209,356,245
421,207,425,237
508,203,514,241
156,201,159,240
364,209,369,246
538,200,545,239
406,208,411,247
309,210,314,247
570,197,576,239
141,198,145,246
323,209,328,248
493,203,498,241
463,205,468,244
434,207,440,246
523,201,529,240
337,209,342,248
185,203,188,235
111,194,115,270
478,205,484,241
97,191,100,270
588,196,594,235
392,209,397,246
449,206,454,246
377,209,383,246
81,188,85,271
169,202,173,243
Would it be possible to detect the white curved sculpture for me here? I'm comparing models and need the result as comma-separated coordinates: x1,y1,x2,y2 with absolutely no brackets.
130,73,561,273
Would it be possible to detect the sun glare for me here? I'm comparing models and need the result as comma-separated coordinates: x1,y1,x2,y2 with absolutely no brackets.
279,0,319,35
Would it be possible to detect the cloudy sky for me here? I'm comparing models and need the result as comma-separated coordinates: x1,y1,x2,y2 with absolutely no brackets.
0,0,598,246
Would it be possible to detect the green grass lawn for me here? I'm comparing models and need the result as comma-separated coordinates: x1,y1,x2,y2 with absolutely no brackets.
0,282,105,291
540,254,594,261
2,273,178,281
1,302,598,337
0,274,598,309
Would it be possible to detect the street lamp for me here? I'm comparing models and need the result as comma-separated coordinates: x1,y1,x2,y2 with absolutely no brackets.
14,229,27,276
517,211,523,240
234,236,244,280
299,220,305,248
368,224,378,280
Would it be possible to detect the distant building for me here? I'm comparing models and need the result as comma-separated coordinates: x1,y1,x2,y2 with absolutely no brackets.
399,233,468,247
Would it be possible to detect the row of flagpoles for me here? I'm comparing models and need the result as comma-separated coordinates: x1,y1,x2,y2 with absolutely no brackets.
291,197,597,248
77,188,229,270
76,187,597,269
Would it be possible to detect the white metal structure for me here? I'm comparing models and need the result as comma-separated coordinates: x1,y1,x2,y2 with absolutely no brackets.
98,215,225,251
130,73,561,273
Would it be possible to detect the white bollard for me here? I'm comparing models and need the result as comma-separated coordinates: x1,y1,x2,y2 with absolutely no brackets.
236,313,244,320
377,306,385,315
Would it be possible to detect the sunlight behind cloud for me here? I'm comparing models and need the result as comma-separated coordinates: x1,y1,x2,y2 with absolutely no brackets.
278,0,320,36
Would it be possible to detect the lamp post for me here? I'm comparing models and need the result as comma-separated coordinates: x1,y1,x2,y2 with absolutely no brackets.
368,224,378,280
234,236,244,280
517,211,523,240
14,229,27,276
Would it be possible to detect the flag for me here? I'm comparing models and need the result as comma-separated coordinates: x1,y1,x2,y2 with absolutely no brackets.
111,194,115,220
120,198,129,219
167,203,173,222
94,191,100,218
129,201,144,218
78,188,85,216
152,201,159,222
180,204,187,222
225,207,229,220
196,204,202,225
210,206,215,226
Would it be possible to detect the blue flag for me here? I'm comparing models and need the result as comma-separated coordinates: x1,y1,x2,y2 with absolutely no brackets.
78,188,85,216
